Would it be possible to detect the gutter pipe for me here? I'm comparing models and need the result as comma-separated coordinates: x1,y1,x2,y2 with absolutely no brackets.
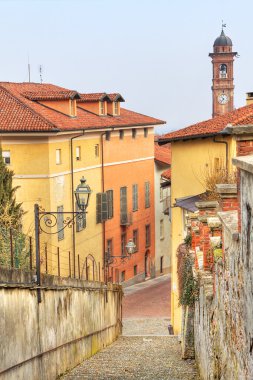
213,136,229,172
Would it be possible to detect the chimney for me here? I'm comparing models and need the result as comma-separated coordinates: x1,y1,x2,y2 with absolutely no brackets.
246,92,253,105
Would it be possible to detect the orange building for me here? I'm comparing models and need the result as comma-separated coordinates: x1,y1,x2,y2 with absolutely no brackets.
102,125,159,285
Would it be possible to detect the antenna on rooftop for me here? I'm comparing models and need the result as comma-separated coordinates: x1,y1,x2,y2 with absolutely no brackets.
28,55,31,82
39,65,43,84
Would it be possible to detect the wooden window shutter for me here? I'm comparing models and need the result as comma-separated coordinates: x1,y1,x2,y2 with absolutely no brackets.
145,181,150,208
57,205,64,241
132,184,138,211
96,193,108,223
96,193,102,223
120,187,127,224
106,190,114,219
101,192,108,221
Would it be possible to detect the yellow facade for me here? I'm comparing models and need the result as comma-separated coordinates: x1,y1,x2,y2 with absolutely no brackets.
170,136,236,333
1,132,103,280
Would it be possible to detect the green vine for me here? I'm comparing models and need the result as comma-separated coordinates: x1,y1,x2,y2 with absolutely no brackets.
177,244,198,307
184,234,192,248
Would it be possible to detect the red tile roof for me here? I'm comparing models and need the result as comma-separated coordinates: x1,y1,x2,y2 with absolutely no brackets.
159,103,253,142
154,144,171,165
107,93,125,102
0,82,165,133
78,92,125,102
161,168,171,180
78,93,109,102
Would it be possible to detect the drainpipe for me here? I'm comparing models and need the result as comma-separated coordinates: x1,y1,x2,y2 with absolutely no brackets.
70,131,85,277
213,136,228,172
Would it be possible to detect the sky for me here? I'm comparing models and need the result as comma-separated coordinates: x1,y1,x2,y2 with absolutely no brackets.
0,0,252,134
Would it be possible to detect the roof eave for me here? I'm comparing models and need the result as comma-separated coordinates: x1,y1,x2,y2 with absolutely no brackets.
158,130,230,145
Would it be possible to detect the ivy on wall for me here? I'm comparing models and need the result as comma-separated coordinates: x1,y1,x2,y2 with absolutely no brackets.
177,244,198,307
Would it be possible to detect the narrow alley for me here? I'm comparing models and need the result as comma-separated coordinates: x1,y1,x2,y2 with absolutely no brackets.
62,275,199,379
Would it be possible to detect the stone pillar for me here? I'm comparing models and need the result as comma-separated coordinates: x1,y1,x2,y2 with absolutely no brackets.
195,201,219,271
216,183,238,211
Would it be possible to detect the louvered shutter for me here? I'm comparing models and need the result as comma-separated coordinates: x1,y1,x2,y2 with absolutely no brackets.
106,190,113,219
120,187,127,224
96,193,102,223
145,181,150,208
57,205,64,241
132,184,138,211
101,192,108,221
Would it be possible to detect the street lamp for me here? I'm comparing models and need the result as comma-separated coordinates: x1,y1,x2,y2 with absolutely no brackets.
34,177,92,302
74,177,92,212
105,238,136,266
125,239,136,255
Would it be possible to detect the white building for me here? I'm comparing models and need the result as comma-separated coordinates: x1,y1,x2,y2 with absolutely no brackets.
154,141,171,275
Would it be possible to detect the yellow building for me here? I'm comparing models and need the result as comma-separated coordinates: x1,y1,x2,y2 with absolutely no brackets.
0,82,163,280
159,102,253,333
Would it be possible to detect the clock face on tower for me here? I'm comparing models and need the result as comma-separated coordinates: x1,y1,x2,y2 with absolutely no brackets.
218,94,229,105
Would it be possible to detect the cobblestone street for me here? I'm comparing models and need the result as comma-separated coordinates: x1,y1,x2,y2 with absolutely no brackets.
62,276,199,379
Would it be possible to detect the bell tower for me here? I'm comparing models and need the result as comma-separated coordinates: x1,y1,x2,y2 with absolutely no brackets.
209,25,237,118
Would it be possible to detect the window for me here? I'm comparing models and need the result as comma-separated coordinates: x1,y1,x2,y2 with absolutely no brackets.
119,130,124,140
105,131,111,141
57,205,64,241
160,219,164,240
107,239,113,260
134,265,138,276
160,256,164,274
56,149,61,165
145,181,150,208
145,224,151,247
132,129,137,138
106,190,114,219
120,186,128,224
133,229,138,252
96,193,108,223
121,270,125,282
2,151,10,165
144,128,148,138
95,144,99,157
114,102,119,115
100,101,105,115
76,202,86,232
121,233,126,256
219,64,227,79
132,184,138,211
76,146,81,161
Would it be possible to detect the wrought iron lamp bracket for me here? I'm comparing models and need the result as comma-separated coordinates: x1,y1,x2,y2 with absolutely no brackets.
38,210,86,235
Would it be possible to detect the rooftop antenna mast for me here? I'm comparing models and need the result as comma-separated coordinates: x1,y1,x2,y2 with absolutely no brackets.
39,65,43,84
28,55,31,82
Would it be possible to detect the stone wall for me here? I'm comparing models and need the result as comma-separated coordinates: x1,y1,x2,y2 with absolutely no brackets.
193,162,253,379
0,268,122,380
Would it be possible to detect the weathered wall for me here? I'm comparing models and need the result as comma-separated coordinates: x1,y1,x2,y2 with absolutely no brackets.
0,268,122,380
194,165,253,379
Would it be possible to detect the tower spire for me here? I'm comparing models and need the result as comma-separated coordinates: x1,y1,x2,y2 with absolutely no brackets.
209,28,237,117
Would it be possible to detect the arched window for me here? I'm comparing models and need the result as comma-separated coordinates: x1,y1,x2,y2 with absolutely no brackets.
219,64,227,78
